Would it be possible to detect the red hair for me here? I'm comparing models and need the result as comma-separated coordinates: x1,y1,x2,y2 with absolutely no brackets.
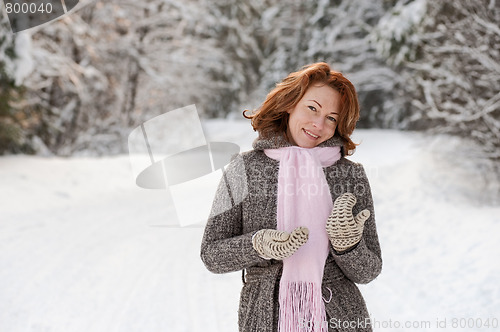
244,62,360,154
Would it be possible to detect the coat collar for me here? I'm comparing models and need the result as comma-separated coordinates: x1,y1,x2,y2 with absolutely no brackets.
252,132,345,153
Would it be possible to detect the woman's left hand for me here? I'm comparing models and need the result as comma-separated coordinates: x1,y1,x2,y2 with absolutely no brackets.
326,193,370,252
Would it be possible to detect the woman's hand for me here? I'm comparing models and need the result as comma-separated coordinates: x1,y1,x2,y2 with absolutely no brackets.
252,227,309,260
326,193,370,252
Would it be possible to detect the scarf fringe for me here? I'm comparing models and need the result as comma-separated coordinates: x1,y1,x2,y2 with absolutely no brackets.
278,281,328,332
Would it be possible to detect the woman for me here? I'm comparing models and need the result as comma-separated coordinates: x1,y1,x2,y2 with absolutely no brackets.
200,62,382,332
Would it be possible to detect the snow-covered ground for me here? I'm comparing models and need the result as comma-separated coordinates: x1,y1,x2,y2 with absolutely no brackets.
1,119,499,332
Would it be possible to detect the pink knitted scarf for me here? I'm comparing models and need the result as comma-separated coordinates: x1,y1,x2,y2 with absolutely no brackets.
264,146,341,332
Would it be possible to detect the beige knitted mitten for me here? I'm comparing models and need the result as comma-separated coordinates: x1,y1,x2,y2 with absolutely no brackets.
252,227,309,260
326,193,370,252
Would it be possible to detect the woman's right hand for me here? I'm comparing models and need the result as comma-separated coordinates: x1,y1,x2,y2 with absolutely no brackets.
251,227,309,260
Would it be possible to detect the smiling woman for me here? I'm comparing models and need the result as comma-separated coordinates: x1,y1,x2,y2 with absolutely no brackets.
201,62,382,332
285,84,341,148
243,62,360,155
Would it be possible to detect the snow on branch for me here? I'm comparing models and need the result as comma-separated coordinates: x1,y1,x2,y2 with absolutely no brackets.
373,0,500,182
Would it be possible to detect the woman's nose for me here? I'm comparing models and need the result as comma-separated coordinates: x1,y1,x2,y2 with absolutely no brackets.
312,118,324,130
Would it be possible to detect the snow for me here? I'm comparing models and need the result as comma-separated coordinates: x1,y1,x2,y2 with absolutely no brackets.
1,120,499,332
372,0,427,65
3,31,34,86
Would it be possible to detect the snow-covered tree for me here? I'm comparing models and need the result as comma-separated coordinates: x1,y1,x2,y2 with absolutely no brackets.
0,11,34,154
20,0,241,154
373,0,500,179
7,0,498,187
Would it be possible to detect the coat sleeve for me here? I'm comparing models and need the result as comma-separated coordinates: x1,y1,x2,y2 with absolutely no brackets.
200,154,268,274
331,163,382,284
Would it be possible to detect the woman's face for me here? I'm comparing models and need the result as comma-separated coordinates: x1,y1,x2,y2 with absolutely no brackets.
286,84,341,148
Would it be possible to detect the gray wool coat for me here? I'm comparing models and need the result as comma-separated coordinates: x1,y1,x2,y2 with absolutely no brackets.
200,133,382,332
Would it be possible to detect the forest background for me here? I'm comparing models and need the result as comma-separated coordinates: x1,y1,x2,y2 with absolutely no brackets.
1,0,499,197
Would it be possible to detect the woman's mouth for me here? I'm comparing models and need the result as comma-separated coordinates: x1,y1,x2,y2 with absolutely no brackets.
303,129,319,140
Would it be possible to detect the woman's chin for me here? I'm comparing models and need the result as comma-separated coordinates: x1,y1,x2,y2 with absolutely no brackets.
296,140,319,148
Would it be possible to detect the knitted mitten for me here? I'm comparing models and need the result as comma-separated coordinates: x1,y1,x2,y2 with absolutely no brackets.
326,193,370,252
252,227,309,260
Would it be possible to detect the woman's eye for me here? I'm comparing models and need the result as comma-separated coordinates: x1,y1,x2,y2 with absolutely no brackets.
327,116,337,122
308,105,317,112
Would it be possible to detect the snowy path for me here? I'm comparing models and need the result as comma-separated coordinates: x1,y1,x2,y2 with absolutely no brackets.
1,121,499,332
